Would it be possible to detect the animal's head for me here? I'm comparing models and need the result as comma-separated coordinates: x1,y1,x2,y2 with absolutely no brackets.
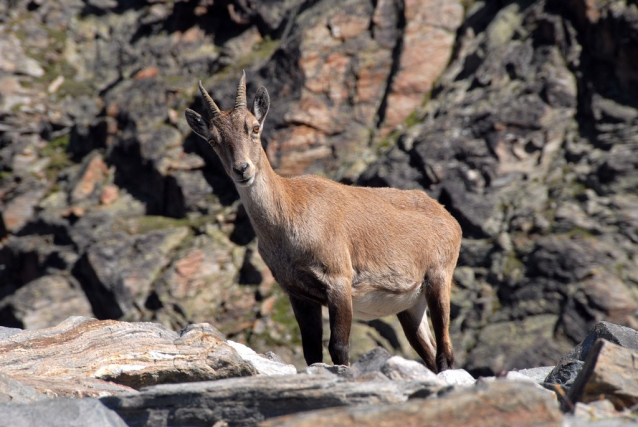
185,71,270,187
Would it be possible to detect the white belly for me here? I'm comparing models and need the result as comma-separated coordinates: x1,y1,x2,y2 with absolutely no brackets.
351,277,424,320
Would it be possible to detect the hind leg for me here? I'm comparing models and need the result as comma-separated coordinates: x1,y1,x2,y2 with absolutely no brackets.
425,269,454,371
397,295,438,372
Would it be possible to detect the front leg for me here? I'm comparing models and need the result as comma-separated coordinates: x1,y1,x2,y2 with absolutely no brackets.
327,284,353,366
290,295,323,365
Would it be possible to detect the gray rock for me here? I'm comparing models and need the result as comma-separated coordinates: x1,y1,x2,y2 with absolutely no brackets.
563,322,638,362
546,322,638,386
512,367,555,384
74,227,189,319
380,356,443,384
302,363,350,376
347,347,392,379
0,327,21,340
545,360,585,386
437,369,476,386
101,374,439,427
0,373,47,403
0,398,127,427
227,340,297,376
0,275,93,330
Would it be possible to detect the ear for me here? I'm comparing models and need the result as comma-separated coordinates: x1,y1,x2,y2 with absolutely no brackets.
252,87,270,126
184,108,211,140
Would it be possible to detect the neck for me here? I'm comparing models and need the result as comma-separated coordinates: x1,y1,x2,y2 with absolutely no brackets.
235,149,289,233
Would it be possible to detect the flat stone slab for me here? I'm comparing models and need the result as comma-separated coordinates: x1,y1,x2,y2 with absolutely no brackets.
260,381,563,427
100,374,441,427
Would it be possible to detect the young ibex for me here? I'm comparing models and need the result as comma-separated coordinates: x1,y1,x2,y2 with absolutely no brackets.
185,72,462,372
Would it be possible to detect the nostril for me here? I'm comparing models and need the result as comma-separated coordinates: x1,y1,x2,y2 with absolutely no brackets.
233,162,249,175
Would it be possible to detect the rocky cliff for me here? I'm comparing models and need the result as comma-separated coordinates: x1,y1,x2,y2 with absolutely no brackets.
1,0,637,374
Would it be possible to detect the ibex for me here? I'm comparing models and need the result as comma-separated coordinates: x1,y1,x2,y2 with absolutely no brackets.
185,72,462,372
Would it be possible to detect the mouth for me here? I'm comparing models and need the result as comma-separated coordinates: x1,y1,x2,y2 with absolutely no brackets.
234,175,255,187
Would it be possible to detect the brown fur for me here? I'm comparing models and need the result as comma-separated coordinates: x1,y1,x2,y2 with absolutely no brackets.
185,74,462,372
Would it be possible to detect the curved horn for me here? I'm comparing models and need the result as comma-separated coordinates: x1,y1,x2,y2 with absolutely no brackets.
198,80,221,119
234,70,247,110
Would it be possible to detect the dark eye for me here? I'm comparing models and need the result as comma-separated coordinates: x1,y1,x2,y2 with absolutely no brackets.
208,138,216,147
252,124,260,135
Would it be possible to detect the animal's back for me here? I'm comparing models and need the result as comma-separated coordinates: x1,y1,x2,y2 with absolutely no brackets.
279,175,461,319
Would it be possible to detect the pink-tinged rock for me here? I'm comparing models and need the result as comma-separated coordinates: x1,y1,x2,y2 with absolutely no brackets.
328,10,369,41
100,185,119,205
71,155,109,203
265,0,462,178
2,187,47,233
0,317,256,397
381,0,463,133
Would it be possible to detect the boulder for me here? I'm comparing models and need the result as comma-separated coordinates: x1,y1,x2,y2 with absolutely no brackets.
437,369,476,387
0,317,255,396
74,226,190,319
260,381,563,427
380,356,442,384
546,322,638,387
101,374,440,427
0,275,93,330
569,339,638,410
512,367,555,384
227,341,297,376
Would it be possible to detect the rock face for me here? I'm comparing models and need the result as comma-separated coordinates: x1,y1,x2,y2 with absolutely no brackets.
360,0,638,373
260,0,463,178
0,0,462,368
1,0,637,376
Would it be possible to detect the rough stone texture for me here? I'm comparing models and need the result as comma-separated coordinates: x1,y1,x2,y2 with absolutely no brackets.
0,373,47,403
0,398,128,427
227,340,297,376
101,374,439,427
546,321,638,387
437,369,476,387
561,322,638,362
261,0,463,178
260,381,563,427
380,356,442,384
565,399,638,427
0,275,93,330
569,339,638,410
0,317,255,396
513,367,555,384
360,0,638,372
1,0,638,376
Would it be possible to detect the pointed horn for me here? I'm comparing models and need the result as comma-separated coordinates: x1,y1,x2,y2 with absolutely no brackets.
198,80,221,119
234,70,247,110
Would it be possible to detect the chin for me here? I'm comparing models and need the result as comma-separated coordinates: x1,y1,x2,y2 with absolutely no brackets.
235,175,255,187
